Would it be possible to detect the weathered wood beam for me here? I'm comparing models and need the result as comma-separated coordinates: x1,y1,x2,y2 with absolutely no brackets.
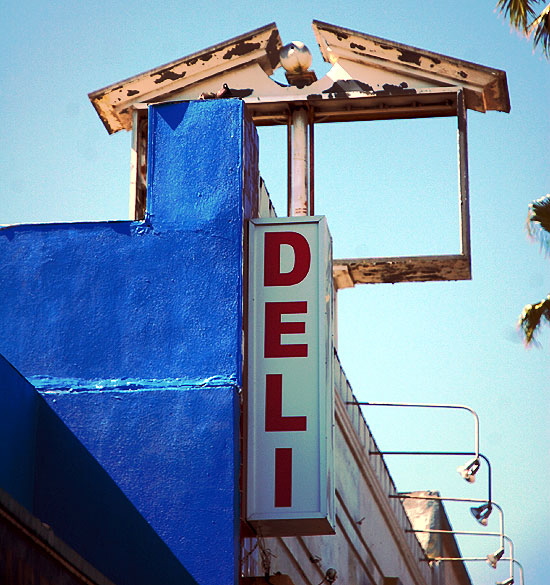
333,255,471,287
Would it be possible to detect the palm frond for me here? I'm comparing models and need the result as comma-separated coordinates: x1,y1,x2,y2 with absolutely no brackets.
497,0,550,57
529,3,550,57
497,0,538,29
526,194,550,254
518,295,550,345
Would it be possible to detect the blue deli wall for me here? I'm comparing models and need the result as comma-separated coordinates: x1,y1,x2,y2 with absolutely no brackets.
0,100,259,585
0,354,198,585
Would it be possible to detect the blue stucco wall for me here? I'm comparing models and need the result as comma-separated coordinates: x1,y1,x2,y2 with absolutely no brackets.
0,100,259,585
34,389,199,585
0,355,197,585
0,100,257,383
0,220,243,381
35,380,238,585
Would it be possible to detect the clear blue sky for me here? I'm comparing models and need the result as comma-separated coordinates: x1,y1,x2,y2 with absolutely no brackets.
2,2,549,584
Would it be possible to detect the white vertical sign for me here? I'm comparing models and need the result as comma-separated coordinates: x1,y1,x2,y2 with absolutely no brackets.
246,216,335,536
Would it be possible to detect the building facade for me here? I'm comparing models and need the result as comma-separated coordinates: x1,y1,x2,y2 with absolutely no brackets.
1,21,510,585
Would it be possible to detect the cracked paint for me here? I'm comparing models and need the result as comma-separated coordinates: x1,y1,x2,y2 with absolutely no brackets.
322,79,375,94
265,28,282,70
151,69,187,84
223,41,261,60
381,82,416,95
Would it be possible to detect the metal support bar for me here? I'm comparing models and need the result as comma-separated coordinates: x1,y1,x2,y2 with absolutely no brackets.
408,528,506,554
370,451,493,507
347,401,480,461
427,559,521,585
391,494,504,545
288,107,310,216
512,560,525,585
423,533,516,585
309,113,315,215
457,90,471,258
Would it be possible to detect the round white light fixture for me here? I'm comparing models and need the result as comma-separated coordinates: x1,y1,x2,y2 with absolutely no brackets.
279,42,312,73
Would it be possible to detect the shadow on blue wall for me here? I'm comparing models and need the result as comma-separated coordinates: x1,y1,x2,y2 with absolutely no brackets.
0,354,197,585
0,356,37,510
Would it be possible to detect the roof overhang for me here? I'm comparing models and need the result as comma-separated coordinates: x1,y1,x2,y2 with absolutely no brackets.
312,20,510,114
89,20,510,134
89,23,282,134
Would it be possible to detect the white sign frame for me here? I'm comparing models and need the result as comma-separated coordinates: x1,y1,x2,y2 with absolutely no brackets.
246,216,335,536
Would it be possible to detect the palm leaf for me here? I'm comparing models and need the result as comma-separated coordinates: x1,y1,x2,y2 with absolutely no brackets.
497,0,550,56
526,194,550,254
519,195,550,346
529,3,550,57
497,0,538,29
518,295,550,345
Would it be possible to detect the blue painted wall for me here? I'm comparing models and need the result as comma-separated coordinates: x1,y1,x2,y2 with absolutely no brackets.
0,100,258,383
0,100,259,585
0,354,198,585
34,387,199,585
